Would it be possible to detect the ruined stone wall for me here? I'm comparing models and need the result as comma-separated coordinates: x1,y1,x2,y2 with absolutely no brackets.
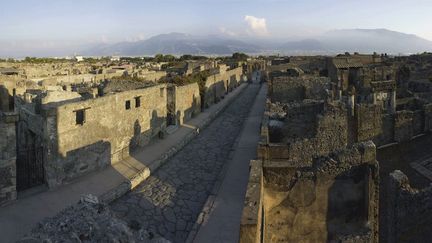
175,82,201,125
412,110,424,135
269,101,323,143
242,142,379,243
385,170,432,242
377,114,395,146
394,111,414,143
44,84,167,187
203,67,242,108
33,72,124,85
239,160,263,243
136,70,166,82
355,103,383,143
424,103,432,131
0,112,18,206
356,104,427,146
261,102,348,163
0,80,16,112
270,76,330,103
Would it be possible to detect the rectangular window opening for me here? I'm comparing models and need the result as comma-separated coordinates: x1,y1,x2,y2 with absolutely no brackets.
135,97,141,108
125,100,131,110
75,109,86,125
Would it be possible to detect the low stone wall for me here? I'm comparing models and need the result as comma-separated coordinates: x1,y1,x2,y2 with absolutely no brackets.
385,170,432,242
239,160,263,243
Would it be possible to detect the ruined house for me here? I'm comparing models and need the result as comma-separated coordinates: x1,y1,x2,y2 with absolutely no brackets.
240,74,379,242
0,60,244,203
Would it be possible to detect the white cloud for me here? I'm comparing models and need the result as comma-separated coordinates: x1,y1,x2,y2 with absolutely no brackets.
244,15,269,36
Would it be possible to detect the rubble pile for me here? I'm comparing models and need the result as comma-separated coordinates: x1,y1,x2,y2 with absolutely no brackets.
18,195,170,243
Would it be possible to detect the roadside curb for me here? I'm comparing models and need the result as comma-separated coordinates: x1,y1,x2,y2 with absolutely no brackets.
185,83,264,243
100,83,249,204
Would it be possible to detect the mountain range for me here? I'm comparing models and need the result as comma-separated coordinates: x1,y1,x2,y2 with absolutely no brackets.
82,29,432,56
84,33,260,56
2,29,432,58
278,29,432,54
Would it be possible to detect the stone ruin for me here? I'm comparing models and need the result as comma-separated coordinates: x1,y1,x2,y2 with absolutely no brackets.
18,195,171,243
240,76,379,242
241,53,432,243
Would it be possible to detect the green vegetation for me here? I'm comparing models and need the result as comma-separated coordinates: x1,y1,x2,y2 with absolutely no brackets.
154,54,176,62
179,55,208,61
231,52,249,61
23,57,72,63
166,70,210,86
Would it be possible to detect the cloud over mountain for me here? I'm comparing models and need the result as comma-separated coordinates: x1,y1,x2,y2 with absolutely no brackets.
244,15,268,36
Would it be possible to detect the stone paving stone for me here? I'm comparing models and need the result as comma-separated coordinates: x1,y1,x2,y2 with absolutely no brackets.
110,85,260,243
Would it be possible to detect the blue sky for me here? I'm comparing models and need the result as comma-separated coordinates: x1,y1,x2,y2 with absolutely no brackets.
1,0,431,46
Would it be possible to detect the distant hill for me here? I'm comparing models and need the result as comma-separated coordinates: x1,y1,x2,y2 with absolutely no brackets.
84,33,262,56
3,29,431,57
279,29,432,54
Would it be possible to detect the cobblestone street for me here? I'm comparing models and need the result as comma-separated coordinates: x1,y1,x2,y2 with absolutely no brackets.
110,84,261,242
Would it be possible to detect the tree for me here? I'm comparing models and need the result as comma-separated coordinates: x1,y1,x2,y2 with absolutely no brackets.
232,52,248,61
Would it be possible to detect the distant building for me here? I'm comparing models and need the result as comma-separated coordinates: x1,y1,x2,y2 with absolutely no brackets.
74,56,84,62
110,56,120,61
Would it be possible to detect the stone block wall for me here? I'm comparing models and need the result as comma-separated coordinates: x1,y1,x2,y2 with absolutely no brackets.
355,103,383,143
424,103,432,131
0,112,18,206
270,76,330,103
385,170,432,242
242,142,379,243
394,111,414,143
203,67,242,108
175,82,201,125
239,160,263,243
355,104,428,146
43,84,167,187
261,102,348,163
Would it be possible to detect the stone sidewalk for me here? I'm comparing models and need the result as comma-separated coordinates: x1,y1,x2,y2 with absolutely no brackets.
190,84,267,243
110,83,262,242
0,83,248,243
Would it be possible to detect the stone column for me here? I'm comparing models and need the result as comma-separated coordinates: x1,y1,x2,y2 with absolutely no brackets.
348,94,355,116
390,90,396,114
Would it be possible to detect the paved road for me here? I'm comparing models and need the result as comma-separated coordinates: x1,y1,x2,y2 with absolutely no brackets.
192,83,267,242
110,84,261,242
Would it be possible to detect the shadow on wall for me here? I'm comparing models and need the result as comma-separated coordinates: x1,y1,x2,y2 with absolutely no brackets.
262,165,374,242
202,81,225,109
326,165,371,242
60,141,112,183
181,95,200,124
129,110,166,155
0,84,14,112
